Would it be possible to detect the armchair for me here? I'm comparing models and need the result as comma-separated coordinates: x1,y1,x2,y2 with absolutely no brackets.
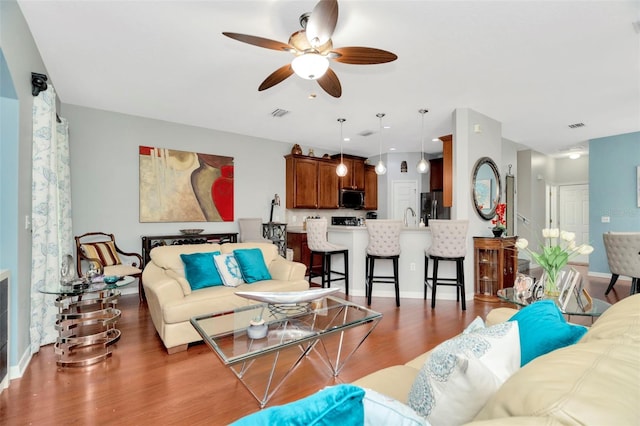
603,232,640,295
75,232,145,300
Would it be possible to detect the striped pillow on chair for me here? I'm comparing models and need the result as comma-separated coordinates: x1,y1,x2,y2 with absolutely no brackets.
81,241,122,266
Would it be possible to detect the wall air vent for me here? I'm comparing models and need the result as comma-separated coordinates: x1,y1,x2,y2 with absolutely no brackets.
568,122,585,129
271,109,289,118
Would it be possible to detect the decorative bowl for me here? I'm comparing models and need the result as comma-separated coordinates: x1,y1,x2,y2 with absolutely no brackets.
103,275,121,285
179,229,204,235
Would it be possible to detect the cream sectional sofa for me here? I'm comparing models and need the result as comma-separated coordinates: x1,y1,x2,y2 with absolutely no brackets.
143,242,309,353
353,293,640,425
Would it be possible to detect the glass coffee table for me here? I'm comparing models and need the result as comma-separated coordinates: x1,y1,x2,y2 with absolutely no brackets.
191,295,382,407
39,276,135,367
497,287,611,320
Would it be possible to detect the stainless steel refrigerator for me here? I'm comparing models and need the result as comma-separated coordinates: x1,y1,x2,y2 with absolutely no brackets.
420,192,450,225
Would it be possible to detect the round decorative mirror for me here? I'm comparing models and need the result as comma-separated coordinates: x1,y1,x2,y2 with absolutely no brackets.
471,157,501,220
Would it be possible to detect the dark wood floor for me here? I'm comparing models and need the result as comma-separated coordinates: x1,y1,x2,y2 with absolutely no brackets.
0,267,630,425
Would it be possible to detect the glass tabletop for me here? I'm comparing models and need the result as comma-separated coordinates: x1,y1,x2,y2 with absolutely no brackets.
190,295,382,365
38,275,136,295
497,287,611,317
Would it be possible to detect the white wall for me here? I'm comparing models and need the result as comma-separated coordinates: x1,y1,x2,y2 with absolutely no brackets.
452,108,517,301
62,104,294,265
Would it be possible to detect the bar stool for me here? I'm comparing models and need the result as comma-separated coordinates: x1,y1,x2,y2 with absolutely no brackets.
306,218,349,295
365,220,403,307
424,219,469,310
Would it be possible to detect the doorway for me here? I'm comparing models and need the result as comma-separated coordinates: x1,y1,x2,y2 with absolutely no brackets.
391,180,418,226
559,184,589,264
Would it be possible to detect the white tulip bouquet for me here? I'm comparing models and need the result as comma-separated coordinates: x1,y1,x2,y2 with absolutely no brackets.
515,228,594,295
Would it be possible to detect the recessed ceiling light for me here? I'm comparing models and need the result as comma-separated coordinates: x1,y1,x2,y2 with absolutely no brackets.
569,153,580,160
383,125,391,129
389,147,396,151
343,137,350,142
432,138,442,142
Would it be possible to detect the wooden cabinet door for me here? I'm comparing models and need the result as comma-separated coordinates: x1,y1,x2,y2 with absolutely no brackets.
352,160,365,190
364,165,378,210
286,156,318,209
317,161,339,208
338,157,366,190
429,158,444,191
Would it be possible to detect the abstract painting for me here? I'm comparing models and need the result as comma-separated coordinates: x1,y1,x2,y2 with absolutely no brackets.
139,146,234,222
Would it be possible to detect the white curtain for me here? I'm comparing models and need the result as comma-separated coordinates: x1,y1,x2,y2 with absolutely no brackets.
30,86,73,352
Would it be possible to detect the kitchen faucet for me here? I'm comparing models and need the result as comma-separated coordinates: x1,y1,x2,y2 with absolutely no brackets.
404,207,416,227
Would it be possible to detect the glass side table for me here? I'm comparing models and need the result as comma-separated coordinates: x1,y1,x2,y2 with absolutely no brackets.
497,287,611,321
38,276,134,367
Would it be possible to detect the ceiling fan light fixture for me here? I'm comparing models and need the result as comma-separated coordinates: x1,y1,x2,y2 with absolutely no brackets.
291,53,329,80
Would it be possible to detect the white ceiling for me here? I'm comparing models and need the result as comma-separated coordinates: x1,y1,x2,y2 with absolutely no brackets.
18,0,640,158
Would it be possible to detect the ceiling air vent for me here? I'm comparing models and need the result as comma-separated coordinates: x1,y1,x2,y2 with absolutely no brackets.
568,122,585,129
271,109,289,118
358,130,374,137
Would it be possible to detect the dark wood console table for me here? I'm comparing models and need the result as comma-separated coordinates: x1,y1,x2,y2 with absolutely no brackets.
141,233,238,268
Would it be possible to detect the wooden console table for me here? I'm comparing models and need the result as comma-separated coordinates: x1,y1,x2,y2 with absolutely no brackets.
141,233,238,268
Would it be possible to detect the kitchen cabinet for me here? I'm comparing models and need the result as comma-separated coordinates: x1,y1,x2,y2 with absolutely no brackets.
285,155,339,209
429,158,443,191
441,135,453,207
473,236,518,302
332,154,366,190
364,165,378,210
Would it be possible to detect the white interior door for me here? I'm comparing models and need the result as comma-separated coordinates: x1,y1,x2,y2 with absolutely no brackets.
391,180,418,225
559,184,589,264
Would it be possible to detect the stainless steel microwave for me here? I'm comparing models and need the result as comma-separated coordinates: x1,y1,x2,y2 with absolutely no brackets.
339,189,365,209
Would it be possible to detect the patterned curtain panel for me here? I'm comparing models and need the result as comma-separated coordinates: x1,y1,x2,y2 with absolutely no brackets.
30,86,73,351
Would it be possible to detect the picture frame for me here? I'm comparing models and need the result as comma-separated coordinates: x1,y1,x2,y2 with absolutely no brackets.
558,267,581,311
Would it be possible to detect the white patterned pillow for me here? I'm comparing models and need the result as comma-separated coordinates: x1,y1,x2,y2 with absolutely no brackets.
363,388,430,426
213,253,245,287
407,321,520,426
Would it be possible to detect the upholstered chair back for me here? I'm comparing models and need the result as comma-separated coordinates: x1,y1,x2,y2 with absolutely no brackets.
427,220,469,258
306,218,335,251
603,232,640,279
366,220,403,256
238,218,270,243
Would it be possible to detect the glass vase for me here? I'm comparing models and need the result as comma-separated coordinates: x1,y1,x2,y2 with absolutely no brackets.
540,269,563,298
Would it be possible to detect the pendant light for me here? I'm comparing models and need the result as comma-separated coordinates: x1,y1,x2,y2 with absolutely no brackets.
375,113,387,175
336,118,348,177
416,109,430,174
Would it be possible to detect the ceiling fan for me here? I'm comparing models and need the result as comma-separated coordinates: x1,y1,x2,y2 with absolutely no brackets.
223,0,397,98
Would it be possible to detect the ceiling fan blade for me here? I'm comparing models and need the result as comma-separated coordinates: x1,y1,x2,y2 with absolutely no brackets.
331,47,398,64
258,65,295,91
223,32,292,52
306,0,338,47
317,68,342,98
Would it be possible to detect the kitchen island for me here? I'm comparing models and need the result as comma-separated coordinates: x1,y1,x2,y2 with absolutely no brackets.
288,225,465,303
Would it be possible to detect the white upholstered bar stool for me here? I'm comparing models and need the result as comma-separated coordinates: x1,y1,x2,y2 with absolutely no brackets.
603,232,640,295
306,218,349,295
365,220,403,307
424,220,469,310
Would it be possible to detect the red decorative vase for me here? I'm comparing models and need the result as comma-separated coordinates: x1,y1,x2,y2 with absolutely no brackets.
212,165,234,221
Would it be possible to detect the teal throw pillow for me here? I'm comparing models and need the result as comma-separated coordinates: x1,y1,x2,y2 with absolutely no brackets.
509,299,587,366
180,251,222,290
233,248,272,283
230,384,365,426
